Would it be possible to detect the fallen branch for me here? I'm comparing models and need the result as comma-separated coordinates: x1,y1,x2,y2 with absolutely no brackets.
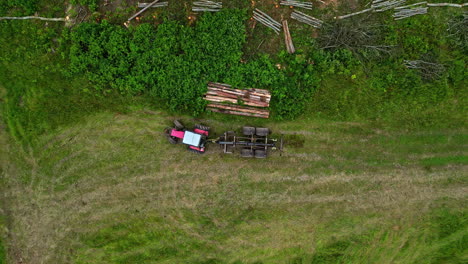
336,8,373,19
0,16,66,21
128,0,160,21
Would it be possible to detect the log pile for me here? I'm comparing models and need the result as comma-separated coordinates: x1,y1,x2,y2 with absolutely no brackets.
192,0,222,12
138,2,168,8
204,82,271,118
253,8,282,34
393,3,428,20
282,20,296,54
337,1,467,20
291,10,323,28
372,0,407,12
280,0,313,10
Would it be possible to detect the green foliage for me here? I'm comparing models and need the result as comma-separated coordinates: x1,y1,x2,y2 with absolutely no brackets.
309,240,351,263
69,21,133,93
69,10,248,115
271,52,322,120
70,0,99,11
0,240,5,264
0,0,38,16
425,207,468,264
387,15,444,58
75,215,209,264
0,20,133,144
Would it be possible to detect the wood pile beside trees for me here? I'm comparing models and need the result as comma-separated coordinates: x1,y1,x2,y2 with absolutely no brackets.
204,82,271,118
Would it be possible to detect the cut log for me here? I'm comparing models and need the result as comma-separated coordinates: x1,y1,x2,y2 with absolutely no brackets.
138,2,168,8
207,108,269,118
282,20,295,54
207,103,269,114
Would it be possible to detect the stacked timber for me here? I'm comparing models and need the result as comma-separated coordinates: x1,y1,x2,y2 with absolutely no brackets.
291,10,323,28
192,1,222,12
372,0,406,12
393,2,428,20
253,8,282,34
207,103,270,118
138,2,168,8
280,0,313,10
204,82,271,118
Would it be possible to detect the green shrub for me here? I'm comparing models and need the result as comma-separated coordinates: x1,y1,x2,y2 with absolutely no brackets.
71,0,99,11
0,0,38,16
69,10,248,115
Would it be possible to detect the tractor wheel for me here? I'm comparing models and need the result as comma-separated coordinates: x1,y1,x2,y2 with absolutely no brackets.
174,120,184,130
166,135,178,144
242,126,255,136
255,128,270,137
195,124,210,131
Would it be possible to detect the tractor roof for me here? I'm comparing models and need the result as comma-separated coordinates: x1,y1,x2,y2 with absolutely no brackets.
182,131,202,147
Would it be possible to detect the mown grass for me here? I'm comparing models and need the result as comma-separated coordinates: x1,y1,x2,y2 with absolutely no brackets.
0,109,465,263
0,237,5,264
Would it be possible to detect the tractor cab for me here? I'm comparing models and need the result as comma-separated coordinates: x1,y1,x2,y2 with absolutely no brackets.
165,120,210,154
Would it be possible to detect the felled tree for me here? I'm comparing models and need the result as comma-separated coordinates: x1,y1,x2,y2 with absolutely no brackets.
403,59,445,81
447,12,468,52
317,19,393,60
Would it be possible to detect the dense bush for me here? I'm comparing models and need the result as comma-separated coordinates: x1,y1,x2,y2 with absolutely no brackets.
68,9,325,119
70,0,99,11
0,0,38,16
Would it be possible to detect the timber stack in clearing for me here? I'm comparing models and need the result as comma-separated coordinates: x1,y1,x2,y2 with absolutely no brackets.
204,82,271,118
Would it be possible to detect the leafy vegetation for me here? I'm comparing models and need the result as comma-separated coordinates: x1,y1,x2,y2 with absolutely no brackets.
0,239,5,264
70,0,99,11
0,0,39,16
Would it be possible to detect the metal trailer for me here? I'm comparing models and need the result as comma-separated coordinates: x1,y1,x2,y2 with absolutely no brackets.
214,126,283,158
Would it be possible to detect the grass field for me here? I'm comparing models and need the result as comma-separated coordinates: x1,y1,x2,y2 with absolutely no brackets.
0,0,467,263
1,108,466,263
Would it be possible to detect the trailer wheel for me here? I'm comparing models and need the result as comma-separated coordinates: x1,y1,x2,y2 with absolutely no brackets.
255,128,270,137
174,120,184,130
242,126,255,136
241,148,254,158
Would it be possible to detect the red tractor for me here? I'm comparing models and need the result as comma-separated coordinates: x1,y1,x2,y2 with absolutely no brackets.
164,120,283,157
164,120,210,154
